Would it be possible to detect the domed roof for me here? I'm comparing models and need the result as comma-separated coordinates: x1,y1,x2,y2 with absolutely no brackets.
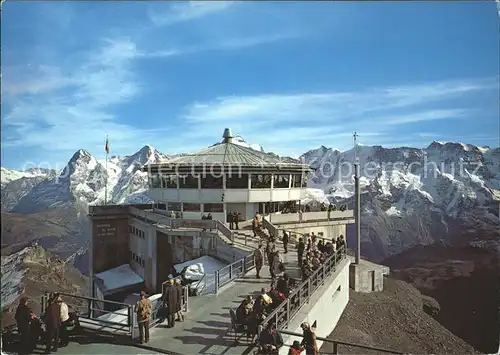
144,128,312,173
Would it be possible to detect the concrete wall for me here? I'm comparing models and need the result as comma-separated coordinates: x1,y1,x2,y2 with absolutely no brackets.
91,214,130,275
147,186,307,204
269,210,354,224
279,259,351,355
210,237,250,263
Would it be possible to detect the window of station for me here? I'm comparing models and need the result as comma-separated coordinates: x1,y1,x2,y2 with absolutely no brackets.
130,226,145,239
178,174,199,188
183,203,201,212
200,175,223,189
250,174,272,188
204,203,224,213
273,174,290,188
168,202,182,212
226,174,249,189
132,253,145,268
161,174,177,188
292,174,302,188
150,174,161,188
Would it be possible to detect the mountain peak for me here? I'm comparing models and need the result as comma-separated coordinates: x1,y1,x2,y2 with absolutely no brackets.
69,149,93,164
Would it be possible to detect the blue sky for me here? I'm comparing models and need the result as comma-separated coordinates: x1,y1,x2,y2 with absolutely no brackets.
2,1,499,170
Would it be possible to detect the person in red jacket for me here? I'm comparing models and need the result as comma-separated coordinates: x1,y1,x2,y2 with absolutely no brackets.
288,340,303,355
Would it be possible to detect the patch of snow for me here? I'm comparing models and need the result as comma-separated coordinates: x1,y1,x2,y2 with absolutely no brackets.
95,264,144,294
173,256,227,280
1,248,30,310
301,188,330,205
232,136,265,152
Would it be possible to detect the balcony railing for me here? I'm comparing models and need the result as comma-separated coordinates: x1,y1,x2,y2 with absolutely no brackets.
258,246,347,335
279,329,404,355
265,210,354,225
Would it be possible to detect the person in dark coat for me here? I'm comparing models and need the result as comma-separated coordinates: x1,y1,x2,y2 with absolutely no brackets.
235,213,240,230
163,279,179,328
282,231,289,253
228,212,234,229
44,295,62,354
297,238,305,267
15,297,34,354
174,279,184,322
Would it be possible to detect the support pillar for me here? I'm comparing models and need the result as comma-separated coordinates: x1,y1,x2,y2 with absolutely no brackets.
354,162,361,265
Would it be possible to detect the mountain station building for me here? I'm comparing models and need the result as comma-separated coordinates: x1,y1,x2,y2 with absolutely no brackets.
143,128,313,221
87,129,363,316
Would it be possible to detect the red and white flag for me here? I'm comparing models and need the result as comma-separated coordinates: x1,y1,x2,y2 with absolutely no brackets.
105,136,109,155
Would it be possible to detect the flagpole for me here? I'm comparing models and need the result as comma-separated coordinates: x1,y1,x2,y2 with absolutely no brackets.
105,135,108,205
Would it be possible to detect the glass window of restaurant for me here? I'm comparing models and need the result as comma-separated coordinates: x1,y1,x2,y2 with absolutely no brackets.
273,174,290,188
168,202,182,212
178,174,199,188
200,175,223,189
204,203,224,213
226,174,249,189
292,174,302,188
183,203,201,212
161,174,177,188
150,174,161,188
250,174,272,188
301,174,308,188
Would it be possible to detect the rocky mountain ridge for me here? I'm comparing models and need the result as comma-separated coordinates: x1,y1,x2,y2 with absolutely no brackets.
1,139,499,263
299,141,500,260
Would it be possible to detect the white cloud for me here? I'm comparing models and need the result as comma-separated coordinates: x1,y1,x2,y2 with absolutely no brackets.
2,38,168,157
172,78,496,155
148,1,234,26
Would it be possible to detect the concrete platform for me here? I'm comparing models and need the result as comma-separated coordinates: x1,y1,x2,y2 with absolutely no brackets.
51,240,299,355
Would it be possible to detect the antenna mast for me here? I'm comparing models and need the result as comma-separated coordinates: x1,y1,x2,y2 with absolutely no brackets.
353,132,361,264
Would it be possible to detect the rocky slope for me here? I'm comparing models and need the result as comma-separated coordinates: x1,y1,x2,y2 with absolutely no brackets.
329,278,479,354
300,142,500,261
1,139,499,264
383,244,500,353
1,245,88,324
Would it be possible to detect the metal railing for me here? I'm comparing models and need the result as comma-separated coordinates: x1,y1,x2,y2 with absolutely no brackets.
40,291,135,336
279,329,404,355
265,210,355,224
261,216,279,237
215,219,235,242
215,253,256,291
258,246,347,334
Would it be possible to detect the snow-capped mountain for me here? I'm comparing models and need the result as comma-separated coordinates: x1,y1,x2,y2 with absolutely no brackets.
2,139,499,263
232,135,265,152
300,142,500,260
3,145,169,214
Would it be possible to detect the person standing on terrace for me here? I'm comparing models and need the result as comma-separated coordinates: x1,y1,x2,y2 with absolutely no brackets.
136,291,152,344
254,244,264,278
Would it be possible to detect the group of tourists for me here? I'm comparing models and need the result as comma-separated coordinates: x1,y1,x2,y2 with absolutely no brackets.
235,228,343,354
14,293,77,354
227,211,241,230
297,233,346,281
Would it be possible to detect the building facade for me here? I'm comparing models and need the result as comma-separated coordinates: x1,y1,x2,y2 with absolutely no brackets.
143,128,313,221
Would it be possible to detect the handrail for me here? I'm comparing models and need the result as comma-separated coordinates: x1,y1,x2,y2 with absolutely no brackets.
258,246,346,334
39,291,136,337
214,253,255,292
215,219,234,242
279,329,404,355
262,215,279,237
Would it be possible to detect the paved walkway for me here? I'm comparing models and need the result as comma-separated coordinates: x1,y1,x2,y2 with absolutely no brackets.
49,230,300,355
